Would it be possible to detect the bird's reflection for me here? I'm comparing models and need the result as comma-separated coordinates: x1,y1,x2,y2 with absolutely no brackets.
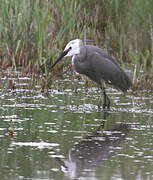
56,113,130,179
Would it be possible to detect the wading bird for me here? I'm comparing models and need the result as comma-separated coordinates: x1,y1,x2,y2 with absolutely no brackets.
51,39,132,109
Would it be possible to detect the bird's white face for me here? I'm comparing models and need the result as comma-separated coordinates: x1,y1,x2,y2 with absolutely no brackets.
64,39,81,57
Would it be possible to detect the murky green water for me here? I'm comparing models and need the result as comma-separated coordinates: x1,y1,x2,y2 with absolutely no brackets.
0,74,153,180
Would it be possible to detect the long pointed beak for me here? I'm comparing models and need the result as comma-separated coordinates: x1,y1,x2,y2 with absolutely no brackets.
51,48,71,69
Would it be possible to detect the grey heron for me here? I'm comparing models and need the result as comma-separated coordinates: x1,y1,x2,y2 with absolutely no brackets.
51,39,132,109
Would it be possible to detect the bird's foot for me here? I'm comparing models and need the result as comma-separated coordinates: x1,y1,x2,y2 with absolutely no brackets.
103,94,110,110
98,98,110,110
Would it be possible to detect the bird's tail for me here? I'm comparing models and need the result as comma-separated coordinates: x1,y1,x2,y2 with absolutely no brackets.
120,71,133,92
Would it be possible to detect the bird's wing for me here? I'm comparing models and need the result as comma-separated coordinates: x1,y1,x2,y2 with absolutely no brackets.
88,50,131,91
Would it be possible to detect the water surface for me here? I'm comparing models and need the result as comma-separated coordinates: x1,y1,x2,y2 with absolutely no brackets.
0,74,153,180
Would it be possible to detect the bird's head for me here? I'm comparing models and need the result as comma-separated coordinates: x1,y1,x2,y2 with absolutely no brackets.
51,39,82,69
64,39,82,57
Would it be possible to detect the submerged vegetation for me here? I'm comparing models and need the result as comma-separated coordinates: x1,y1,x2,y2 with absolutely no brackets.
0,0,153,89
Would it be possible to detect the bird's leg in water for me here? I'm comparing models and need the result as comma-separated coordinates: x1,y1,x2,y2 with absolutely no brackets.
102,87,110,109
99,83,110,109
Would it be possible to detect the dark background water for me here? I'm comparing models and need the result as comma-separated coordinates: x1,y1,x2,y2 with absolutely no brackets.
0,75,153,180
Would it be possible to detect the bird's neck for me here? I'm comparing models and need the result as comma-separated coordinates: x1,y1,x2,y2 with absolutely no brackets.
72,55,75,65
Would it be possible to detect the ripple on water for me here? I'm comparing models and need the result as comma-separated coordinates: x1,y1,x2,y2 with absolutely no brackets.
11,141,59,149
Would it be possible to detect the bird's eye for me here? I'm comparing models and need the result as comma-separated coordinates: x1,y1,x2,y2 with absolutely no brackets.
69,47,72,50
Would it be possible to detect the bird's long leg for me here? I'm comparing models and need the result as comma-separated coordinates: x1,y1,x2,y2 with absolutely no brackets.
99,82,110,109
102,87,110,109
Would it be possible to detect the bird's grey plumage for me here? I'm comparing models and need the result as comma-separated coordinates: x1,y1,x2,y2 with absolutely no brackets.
73,45,132,92
51,39,132,109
